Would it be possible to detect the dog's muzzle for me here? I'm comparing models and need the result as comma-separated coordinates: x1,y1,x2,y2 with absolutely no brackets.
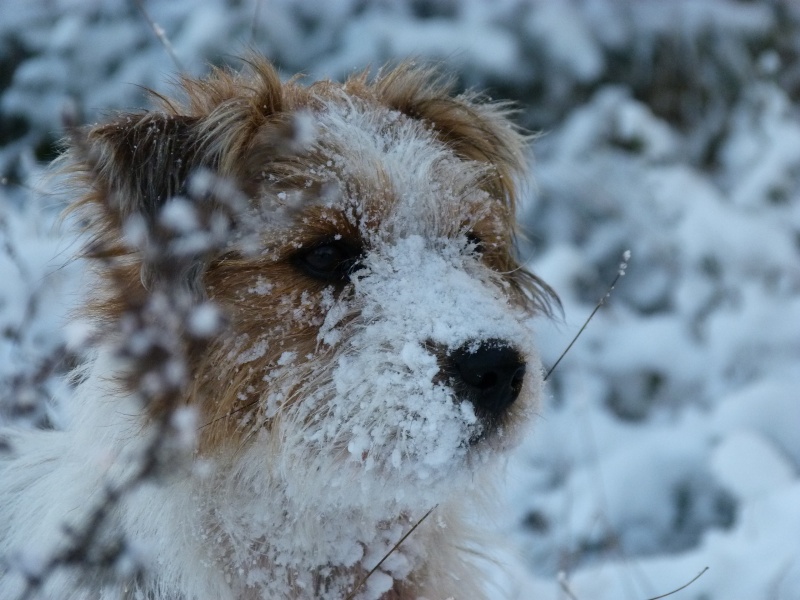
445,339,526,433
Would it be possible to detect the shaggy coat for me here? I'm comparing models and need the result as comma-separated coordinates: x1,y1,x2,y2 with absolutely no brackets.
0,57,555,599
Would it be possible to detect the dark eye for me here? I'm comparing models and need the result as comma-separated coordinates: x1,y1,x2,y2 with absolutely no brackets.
294,240,362,282
466,232,485,255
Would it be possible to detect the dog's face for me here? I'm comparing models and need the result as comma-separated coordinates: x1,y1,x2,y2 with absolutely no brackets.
75,59,555,511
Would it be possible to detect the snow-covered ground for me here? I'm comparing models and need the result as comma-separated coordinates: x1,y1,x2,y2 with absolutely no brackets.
1,1,799,598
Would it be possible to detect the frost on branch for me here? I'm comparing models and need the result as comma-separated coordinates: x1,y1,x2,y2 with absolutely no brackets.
6,160,253,598
0,189,80,433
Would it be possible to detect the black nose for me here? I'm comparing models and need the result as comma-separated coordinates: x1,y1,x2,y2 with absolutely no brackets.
448,340,526,422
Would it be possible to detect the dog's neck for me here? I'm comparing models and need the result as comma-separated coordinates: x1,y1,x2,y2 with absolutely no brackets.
193,449,434,599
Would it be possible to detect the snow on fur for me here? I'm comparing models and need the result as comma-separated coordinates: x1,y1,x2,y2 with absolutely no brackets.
1,1,799,599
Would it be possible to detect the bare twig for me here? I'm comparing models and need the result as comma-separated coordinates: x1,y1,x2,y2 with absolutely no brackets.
345,506,437,600
576,382,654,597
555,566,707,600
544,250,631,381
133,0,185,72
15,416,174,600
11,165,243,598
251,0,265,43
0,212,72,426
557,571,581,600
645,567,709,600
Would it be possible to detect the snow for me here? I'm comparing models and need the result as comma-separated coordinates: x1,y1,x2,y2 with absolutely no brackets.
170,406,199,450
187,303,222,338
1,1,799,599
710,430,795,500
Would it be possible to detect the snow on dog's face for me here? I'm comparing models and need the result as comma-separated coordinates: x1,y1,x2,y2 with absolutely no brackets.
73,57,556,509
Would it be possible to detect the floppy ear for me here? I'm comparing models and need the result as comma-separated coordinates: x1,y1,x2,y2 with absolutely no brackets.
75,56,293,234
80,112,205,229
70,111,238,297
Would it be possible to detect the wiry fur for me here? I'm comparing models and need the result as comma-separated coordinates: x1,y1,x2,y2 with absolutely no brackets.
0,57,555,599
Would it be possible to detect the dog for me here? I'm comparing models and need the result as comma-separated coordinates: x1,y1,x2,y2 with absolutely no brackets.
0,56,556,599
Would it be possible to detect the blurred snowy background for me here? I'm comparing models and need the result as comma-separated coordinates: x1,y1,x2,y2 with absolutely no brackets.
1,0,799,598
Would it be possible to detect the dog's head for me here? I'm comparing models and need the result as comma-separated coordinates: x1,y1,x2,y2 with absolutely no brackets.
72,57,556,510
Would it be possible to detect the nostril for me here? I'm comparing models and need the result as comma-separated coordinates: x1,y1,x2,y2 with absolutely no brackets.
479,372,497,389
468,370,497,391
449,340,527,423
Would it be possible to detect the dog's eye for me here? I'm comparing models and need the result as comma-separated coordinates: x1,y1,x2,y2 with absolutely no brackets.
466,233,485,255
295,241,361,282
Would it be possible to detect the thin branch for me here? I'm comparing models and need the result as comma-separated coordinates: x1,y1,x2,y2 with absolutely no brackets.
15,418,172,600
133,0,185,72
345,506,437,600
576,382,654,596
251,0,264,44
556,566,708,600
645,567,709,600
544,250,631,381
10,165,242,597
557,571,581,600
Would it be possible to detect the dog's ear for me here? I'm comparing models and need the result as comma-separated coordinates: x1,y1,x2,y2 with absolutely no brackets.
72,111,239,296
71,59,290,297
78,112,205,229
75,59,290,231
